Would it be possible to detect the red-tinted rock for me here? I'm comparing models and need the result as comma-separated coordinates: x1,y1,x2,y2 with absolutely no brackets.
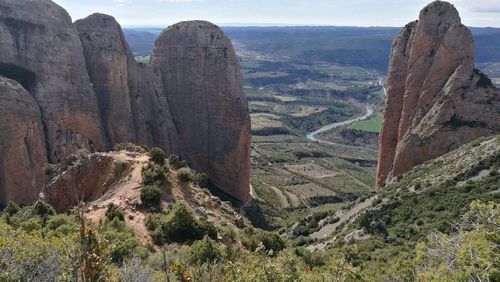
376,1,500,187
151,21,251,202
0,0,106,162
0,76,47,204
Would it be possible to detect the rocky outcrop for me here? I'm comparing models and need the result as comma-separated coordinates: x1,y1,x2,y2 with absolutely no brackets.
75,14,179,153
43,153,131,212
0,76,47,204
151,21,251,202
0,2,251,205
376,1,500,187
75,14,137,145
0,0,106,162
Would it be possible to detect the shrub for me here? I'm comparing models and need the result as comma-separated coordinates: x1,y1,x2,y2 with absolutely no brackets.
177,168,194,183
150,147,166,165
357,212,371,231
140,185,162,208
46,214,77,235
145,203,217,245
189,235,222,265
43,163,58,177
113,143,148,153
142,163,168,186
194,172,209,187
168,154,187,169
102,217,145,264
3,202,19,216
105,203,125,221
32,200,55,219
241,227,285,254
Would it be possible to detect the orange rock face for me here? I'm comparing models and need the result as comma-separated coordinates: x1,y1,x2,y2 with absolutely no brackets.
0,4,251,205
151,21,251,202
0,77,47,204
0,0,106,162
376,1,500,187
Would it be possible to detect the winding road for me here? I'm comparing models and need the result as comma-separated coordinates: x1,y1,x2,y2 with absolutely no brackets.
306,106,375,150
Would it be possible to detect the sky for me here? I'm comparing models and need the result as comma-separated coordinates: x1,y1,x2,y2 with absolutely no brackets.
53,0,500,28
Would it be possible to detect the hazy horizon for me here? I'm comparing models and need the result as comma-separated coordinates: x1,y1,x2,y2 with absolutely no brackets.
53,0,500,28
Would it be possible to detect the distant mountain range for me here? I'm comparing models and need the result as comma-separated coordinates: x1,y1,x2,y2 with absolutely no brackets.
124,26,500,72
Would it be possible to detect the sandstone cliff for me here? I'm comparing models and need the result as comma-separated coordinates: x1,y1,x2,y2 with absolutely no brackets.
151,21,251,202
0,0,106,162
0,76,47,204
0,3,251,205
376,1,500,187
75,14,179,154
75,14,137,145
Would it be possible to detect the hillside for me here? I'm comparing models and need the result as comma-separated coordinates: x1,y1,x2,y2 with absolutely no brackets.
297,135,499,280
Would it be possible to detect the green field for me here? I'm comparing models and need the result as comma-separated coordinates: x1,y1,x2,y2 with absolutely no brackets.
348,114,383,133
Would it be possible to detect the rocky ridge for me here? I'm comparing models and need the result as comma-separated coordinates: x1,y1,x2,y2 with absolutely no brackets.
376,1,500,187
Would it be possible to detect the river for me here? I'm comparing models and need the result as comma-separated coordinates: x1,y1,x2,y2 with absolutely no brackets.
306,106,375,149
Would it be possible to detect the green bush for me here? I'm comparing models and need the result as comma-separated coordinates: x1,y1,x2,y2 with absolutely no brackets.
113,143,148,153
168,154,187,169
142,163,169,186
101,217,146,264
189,235,222,265
177,168,194,183
105,203,124,221
194,172,209,187
145,203,217,245
241,227,285,254
46,214,77,235
140,185,162,208
150,147,166,165
43,163,59,177
32,200,55,220
3,202,19,216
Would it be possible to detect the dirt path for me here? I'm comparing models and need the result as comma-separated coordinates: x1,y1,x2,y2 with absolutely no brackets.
307,196,376,251
84,152,152,245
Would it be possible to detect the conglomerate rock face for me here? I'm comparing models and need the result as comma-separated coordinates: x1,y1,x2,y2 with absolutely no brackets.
75,13,138,145
76,13,180,153
0,2,251,205
0,76,47,204
151,21,251,202
376,1,500,187
0,0,106,162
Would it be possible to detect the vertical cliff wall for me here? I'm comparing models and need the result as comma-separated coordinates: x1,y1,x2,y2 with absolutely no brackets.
0,0,106,163
151,21,251,202
376,1,500,187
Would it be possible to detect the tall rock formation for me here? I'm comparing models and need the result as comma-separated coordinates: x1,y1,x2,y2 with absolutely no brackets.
0,76,47,204
75,14,137,145
151,21,251,202
0,1,251,205
376,1,500,187
75,13,179,153
0,0,106,162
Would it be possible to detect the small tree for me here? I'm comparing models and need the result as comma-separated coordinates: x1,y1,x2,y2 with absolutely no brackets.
33,200,56,226
140,186,162,208
105,203,125,221
177,168,194,183
168,154,187,169
150,147,166,165
3,202,20,216
189,235,222,265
